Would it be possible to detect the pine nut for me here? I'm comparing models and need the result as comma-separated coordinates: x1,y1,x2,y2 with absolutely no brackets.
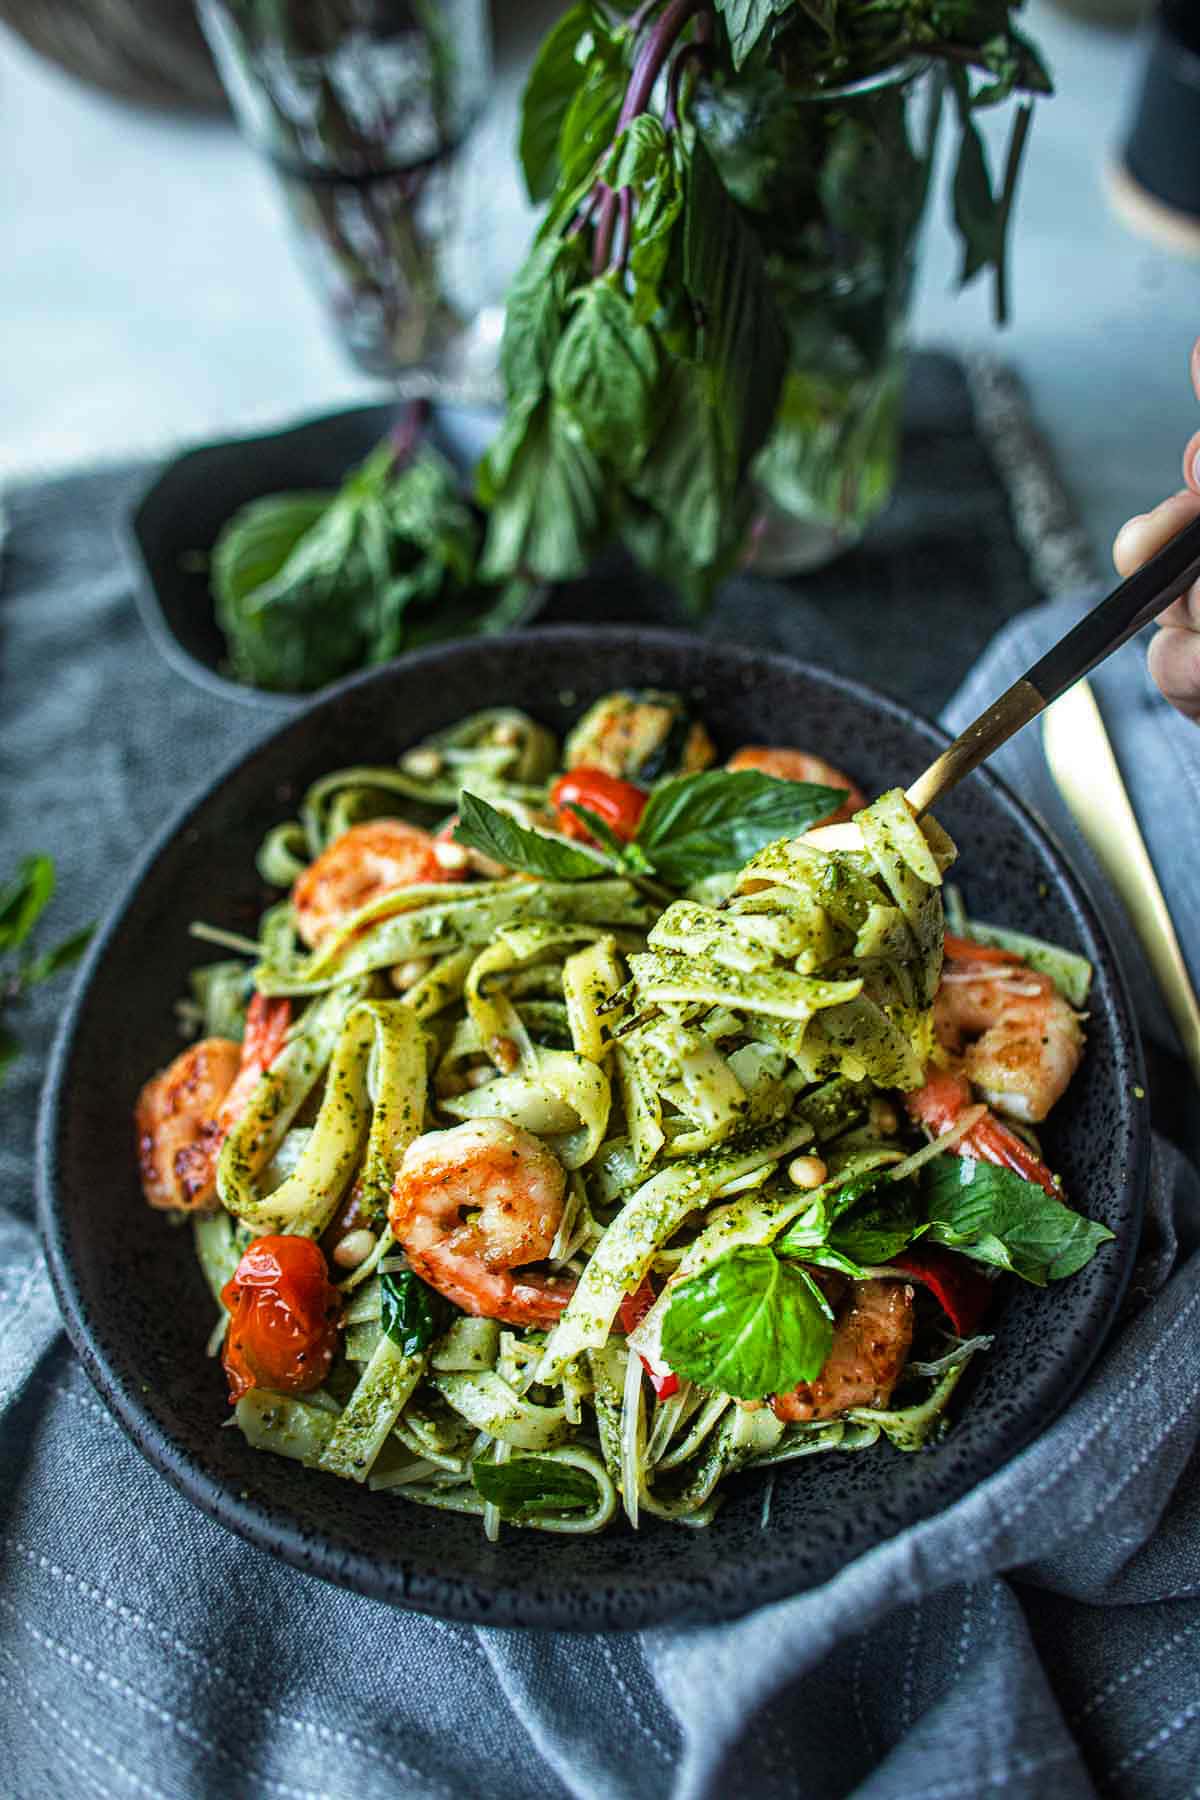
332,1228,377,1269
787,1154,828,1191
402,748,443,779
432,840,470,872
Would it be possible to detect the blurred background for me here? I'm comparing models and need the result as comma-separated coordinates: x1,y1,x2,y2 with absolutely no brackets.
0,0,1195,573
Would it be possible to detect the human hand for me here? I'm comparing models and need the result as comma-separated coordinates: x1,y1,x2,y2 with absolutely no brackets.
1112,338,1200,721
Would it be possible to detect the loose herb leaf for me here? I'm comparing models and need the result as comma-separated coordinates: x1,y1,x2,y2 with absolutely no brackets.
922,1156,1114,1286
662,1245,834,1399
454,791,611,882
519,2,595,202
212,442,504,694
23,924,95,986
0,854,56,953
379,1270,449,1358
1,853,93,1087
471,1454,598,1521
634,769,846,885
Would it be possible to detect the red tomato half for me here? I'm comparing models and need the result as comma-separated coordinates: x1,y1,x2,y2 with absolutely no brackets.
888,1246,994,1338
551,768,647,845
221,1235,340,1403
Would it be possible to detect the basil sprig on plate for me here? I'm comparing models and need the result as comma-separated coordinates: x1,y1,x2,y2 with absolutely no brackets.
211,442,530,694
470,1455,598,1522
379,1269,449,1358
453,769,846,889
664,1157,1114,1399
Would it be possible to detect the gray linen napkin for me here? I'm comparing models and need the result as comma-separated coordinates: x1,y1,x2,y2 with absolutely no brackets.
3,466,1200,1800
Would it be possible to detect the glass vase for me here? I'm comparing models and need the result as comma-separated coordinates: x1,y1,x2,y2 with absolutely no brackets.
198,0,492,381
697,61,944,573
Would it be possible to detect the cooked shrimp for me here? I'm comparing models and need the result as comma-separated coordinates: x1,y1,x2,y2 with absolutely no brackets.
906,1067,1058,1196
772,1279,914,1423
726,747,864,825
137,994,291,1212
564,691,715,782
293,819,454,949
933,934,1084,1125
136,1037,241,1211
389,1118,575,1327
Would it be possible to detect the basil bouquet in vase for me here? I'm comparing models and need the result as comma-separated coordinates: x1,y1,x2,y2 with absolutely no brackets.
481,1,1050,599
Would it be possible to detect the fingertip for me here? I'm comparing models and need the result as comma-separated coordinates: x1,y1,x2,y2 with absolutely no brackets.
1148,625,1200,723
1187,429,1200,495
1113,513,1147,576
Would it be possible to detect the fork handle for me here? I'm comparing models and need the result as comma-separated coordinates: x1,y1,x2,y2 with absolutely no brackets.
906,511,1200,816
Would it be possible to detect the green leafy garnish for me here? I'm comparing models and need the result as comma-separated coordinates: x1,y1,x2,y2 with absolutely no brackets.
453,792,610,882
662,1245,834,1400
1,855,93,1086
633,768,845,886
379,1270,449,1358
212,441,526,694
922,1157,1114,1286
470,1454,598,1521
454,769,845,889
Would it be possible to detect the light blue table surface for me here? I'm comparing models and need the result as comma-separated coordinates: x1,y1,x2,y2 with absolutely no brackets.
1,1,1195,575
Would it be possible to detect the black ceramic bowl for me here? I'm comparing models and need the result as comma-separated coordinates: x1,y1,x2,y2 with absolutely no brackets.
37,629,1146,1630
125,400,528,712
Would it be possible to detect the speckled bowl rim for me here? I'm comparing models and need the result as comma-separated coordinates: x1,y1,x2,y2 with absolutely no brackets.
36,627,1148,1630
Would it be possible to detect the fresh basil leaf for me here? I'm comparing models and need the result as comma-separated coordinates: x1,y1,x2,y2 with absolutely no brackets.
683,135,787,476
599,115,670,191
628,143,685,322
713,0,791,69
478,403,606,583
662,1245,834,1400
0,854,56,953
454,791,611,882
550,282,659,476
557,55,625,194
564,803,631,863
379,1270,449,1358
499,237,584,405
518,2,596,203
634,769,847,885
921,1156,1114,1286
951,102,1000,286
829,1184,925,1265
23,924,95,986
626,361,729,570
471,1454,598,1521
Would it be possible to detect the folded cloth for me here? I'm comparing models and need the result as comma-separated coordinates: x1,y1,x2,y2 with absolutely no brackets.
3,466,1199,1800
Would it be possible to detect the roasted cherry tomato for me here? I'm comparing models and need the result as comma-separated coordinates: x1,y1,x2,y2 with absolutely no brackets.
221,1235,340,1403
551,768,648,845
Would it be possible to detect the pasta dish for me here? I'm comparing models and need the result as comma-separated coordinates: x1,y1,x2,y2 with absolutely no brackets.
135,692,1110,1535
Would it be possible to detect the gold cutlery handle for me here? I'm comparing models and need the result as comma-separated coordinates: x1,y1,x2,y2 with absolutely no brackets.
1042,679,1200,1088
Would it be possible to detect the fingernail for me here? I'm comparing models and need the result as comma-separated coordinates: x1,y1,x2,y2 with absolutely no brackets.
1192,449,1200,490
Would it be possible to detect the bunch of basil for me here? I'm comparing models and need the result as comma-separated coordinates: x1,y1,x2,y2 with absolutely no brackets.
480,0,1051,607
210,442,531,694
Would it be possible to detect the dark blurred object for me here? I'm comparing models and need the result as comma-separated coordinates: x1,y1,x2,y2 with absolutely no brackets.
196,0,491,378
1110,2,1200,253
0,0,227,111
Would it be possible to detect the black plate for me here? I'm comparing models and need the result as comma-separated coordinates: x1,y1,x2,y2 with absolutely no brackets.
36,629,1147,1630
125,400,525,712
